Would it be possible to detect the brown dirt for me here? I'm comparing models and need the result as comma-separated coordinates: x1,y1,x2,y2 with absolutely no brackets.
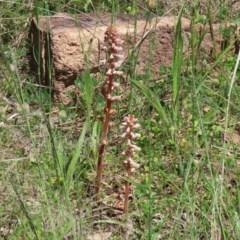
29,13,238,104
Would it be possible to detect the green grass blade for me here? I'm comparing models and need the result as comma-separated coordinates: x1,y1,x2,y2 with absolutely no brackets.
196,44,233,93
172,5,184,108
83,70,93,118
65,120,88,189
131,78,169,125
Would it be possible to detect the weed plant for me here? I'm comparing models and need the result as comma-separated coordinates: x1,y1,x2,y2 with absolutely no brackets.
0,0,240,239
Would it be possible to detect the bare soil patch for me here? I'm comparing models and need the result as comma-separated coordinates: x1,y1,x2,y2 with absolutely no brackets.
30,13,238,104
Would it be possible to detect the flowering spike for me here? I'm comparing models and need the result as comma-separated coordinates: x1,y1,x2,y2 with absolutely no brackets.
121,114,141,214
95,25,124,199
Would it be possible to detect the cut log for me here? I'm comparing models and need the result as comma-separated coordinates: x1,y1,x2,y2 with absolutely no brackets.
29,13,227,104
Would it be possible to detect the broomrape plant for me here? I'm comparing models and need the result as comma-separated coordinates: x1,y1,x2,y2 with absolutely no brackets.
95,26,141,215
95,25,124,197
120,114,141,214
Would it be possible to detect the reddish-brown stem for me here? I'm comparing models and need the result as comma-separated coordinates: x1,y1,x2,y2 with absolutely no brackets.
123,164,131,214
95,144,105,197
95,74,114,199
95,107,111,197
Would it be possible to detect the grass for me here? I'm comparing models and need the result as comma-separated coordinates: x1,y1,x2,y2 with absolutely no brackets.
1,0,240,239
